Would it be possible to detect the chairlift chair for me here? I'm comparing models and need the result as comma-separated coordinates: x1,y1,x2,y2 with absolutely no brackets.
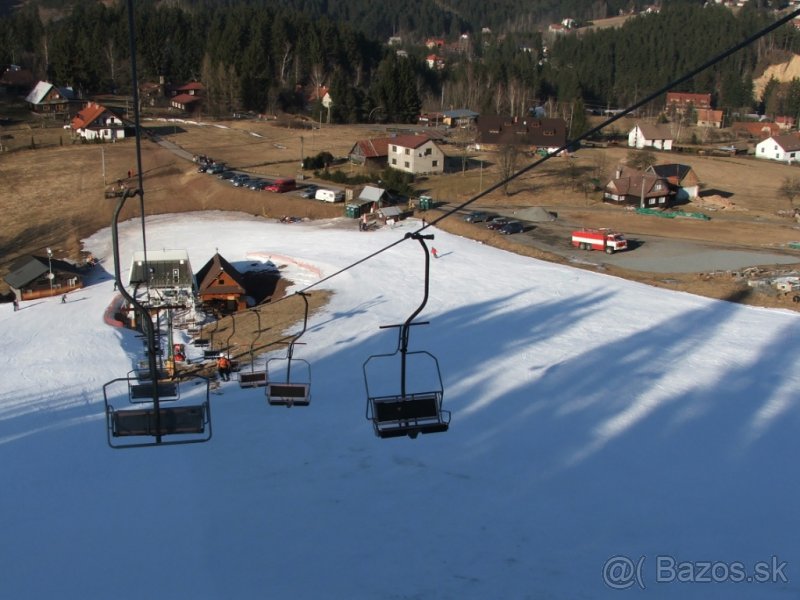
104,374,212,449
239,308,268,388
363,233,450,439
266,292,312,406
128,368,179,403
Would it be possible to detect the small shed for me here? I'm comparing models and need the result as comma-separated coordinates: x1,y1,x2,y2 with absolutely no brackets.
358,185,389,207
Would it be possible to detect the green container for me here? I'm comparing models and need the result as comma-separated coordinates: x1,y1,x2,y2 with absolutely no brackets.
418,195,433,210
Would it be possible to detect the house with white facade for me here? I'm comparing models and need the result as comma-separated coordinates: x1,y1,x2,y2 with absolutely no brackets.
387,134,445,175
70,102,126,141
755,134,800,163
628,123,673,150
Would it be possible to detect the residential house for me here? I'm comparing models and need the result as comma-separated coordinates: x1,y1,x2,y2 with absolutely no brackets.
0,65,34,95
628,123,673,150
442,109,479,128
70,102,126,141
425,38,445,49
755,134,800,163
647,163,701,203
25,80,76,114
775,116,796,131
731,121,781,140
4,254,84,301
195,252,248,314
695,108,724,128
387,134,445,175
169,82,204,113
425,54,445,70
127,249,196,310
475,115,567,153
665,92,712,114
349,137,392,169
604,168,673,208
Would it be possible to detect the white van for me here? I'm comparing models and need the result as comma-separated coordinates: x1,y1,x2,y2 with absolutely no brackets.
315,189,345,203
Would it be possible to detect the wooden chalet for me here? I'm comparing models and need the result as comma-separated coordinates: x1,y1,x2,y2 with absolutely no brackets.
25,80,76,114
4,255,84,301
604,166,673,208
195,253,248,314
169,82,204,113
647,163,700,202
474,115,567,153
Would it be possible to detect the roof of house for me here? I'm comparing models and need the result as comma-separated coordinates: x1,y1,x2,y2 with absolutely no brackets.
351,137,391,159
71,103,116,130
0,65,34,88
767,134,800,153
476,115,567,147
195,253,247,294
379,206,403,218
387,134,432,149
359,185,387,202
172,82,204,92
606,173,670,198
731,121,781,138
633,123,672,140
696,108,724,122
443,109,479,119
665,92,711,105
648,163,694,183
3,255,82,290
171,93,203,105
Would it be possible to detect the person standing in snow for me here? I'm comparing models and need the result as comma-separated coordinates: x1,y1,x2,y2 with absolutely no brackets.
431,247,439,259
13,298,19,311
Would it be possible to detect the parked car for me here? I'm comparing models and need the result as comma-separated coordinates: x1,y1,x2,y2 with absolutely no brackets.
207,163,226,175
499,221,524,235
218,171,235,181
232,175,252,187
248,178,266,191
487,217,510,230
464,210,494,223
301,185,319,199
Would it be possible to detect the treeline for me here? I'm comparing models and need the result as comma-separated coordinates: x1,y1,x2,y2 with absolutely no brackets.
1,1,799,124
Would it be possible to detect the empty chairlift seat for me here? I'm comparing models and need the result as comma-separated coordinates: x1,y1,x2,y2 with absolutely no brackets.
369,392,450,438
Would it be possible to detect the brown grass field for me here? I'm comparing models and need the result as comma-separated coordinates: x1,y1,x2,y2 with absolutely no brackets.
1,115,799,312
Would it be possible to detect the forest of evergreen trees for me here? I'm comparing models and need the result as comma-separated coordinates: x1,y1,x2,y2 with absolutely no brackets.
1,0,799,125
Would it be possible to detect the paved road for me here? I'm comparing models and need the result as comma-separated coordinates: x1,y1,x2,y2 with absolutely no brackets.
455,208,800,274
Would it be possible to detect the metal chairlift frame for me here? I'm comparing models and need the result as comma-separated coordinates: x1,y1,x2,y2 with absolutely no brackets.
239,308,268,388
363,233,450,439
266,292,311,407
223,312,240,373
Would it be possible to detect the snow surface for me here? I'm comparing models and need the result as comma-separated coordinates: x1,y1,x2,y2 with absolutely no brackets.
1,211,799,599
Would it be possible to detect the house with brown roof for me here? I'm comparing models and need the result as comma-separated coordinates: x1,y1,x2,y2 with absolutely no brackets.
387,134,445,175
604,168,673,208
755,134,800,163
70,102,126,141
0,65,34,95
195,252,248,314
628,123,673,150
775,115,796,131
475,115,567,153
4,254,84,301
731,121,781,140
169,82,204,113
25,80,76,114
696,108,724,128
665,92,712,114
647,163,701,202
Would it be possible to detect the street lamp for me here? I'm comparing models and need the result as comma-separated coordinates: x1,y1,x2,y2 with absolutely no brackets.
46,247,54,295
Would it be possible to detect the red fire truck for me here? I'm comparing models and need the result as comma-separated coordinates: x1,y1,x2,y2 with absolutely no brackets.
571,228,628,254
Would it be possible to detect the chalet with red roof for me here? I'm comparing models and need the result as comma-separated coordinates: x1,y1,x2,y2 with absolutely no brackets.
731,121,782,140
170,82,204,113
70,102,126,141
696,108,724,128
348,137,392,170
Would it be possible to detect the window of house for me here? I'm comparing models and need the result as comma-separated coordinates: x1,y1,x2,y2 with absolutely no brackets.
424,148,432,156
218,277,224,284
173,268,180,282
543,129,554,136
404,161,410,168
392,158,397,165
648,198,656,205
392,145,397,152
432,160,438,167
404,148,410,155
